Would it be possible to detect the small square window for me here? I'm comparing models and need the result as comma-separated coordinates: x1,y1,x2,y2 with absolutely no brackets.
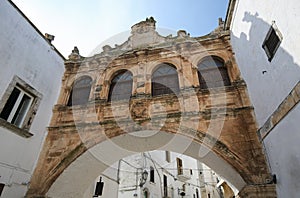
0,76,42,137
262,22,282,62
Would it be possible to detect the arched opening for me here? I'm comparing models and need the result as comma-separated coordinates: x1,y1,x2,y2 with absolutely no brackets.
197,56,230,89
152,63,180,96
46,130,245,198
108,70,133,101
143,188,149,198
67,76,92,106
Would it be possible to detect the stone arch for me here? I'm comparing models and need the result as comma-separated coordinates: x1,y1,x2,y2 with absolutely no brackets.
142,187,150,198
44,130,246,198
26,101,272,198
147,59,181,75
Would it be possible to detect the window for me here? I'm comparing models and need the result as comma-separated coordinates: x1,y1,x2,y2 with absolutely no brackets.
163,175,168,197
0,76,41,134
0,183,4,196
165,151,170,163
0,86,33,127
67,76,92,106
150,166,155,183
143,188,149,198
198,57,230,89
262,22,282,62
176,158,183,175
152,63,180,96
108,70,133,101
196,189,199,198
190,169,193,175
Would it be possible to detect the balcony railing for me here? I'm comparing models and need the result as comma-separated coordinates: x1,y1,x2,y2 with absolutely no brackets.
177,169,191,182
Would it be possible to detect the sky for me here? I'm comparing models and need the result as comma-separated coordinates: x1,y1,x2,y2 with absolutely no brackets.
11,0,229,58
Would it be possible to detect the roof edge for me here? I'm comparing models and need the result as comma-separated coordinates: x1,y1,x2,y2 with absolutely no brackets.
7,0,66,60
224,0,237,31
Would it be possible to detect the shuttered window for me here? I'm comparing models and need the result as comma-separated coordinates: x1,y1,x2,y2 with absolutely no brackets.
108,70,133,101
198,57,230,89
262,24,282,62
67,76,92,106
152,63,179,96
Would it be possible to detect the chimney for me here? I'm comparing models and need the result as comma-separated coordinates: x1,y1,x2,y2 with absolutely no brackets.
45,33,55,43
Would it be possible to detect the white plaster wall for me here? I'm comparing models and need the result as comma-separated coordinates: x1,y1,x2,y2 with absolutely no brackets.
263,103,300,198
230,1,300,197
0,0,64,197
230,0,300,127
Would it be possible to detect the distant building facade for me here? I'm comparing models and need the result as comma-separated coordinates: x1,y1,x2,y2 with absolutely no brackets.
116,151,225,198
0,0,64,197
226,0,300,197
91,151,229,198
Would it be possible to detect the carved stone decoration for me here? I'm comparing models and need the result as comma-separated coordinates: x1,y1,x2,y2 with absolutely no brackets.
130,100,149,120
68,46,82,60
26,18,277,198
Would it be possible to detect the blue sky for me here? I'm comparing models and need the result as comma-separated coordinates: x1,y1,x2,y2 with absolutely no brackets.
11,0,229,57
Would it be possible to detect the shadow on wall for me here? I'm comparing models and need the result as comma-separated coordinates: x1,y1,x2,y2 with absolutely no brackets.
231,11,300,126
231,11,300,198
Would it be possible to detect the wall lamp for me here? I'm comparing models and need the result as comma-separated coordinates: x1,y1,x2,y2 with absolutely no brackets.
139,170,148,187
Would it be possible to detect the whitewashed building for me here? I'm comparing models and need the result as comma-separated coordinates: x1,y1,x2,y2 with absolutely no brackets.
88,151,232,198
0,0,64,197
226,0,300,197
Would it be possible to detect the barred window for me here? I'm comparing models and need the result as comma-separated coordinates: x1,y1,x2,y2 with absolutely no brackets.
108,70,133,101
152,63,179,96
67,76,92,106
198,57,230,89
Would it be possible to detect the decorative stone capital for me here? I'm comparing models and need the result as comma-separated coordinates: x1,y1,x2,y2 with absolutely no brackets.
237,184,277,198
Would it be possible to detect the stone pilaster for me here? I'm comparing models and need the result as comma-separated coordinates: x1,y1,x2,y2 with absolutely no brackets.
237,184,277,198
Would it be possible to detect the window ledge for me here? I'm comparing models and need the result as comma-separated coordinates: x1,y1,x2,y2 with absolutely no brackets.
0,118,33,138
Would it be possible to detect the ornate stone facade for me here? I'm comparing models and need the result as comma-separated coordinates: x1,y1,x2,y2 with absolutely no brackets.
26,18,276,197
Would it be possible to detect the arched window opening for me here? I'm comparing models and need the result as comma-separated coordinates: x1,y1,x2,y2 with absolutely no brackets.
152,63,180,96
198,57,230,89
143,188,149,198
108,70,133,101
67,76,92,106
